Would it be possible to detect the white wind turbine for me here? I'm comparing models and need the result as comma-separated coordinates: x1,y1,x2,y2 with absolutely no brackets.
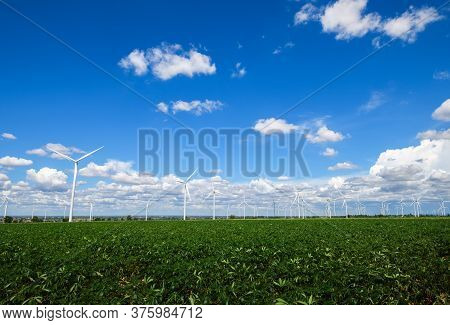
226,204,230,219
48,146,103,222
205,182,221,220
437,200,447,217
411,197,421,217
325,199,332,218
176,169,198,221
89,201,93,222
292,191,306,219
1,196,9,220
239,194,250,219
399,199,406,217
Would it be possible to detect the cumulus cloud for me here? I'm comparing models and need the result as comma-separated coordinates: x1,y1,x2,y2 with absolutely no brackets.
0,173,11,190
321,147,338,157
382,7,442,43
328,161,358,171
249,178,276,193
328,176,345,189
26,148,47,156
157,100,223,115
253,118,299,135
45,143,85,159
370,139,450,180
231,62,246,78
26,167,68,191
417,128,450,141
119,43,216,80
118,49,148,76
321,0,381,40
0,156,33,167
80,160,158,185
1,133,16,140
432,99,450,122
294,3,321,25
272,42,296,55
307,125,345,143
294,1,442,43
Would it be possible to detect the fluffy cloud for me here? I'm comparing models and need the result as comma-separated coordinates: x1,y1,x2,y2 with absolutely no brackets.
294,3,321,25
1,133,16,140
80,160,158,185
321,147,338,157
0,156,33,167
249,178,276,194
321,0,381,40
253,118,299,135
272,42,296,55
157,100,223,115
382,7,442,43
26,167,68,191
328,176,345,189
307,125,345,143
294,1,442,43
118,49,148,76
26,148,47,156
119,43,216,80
417,128,450,141
370,139,450,180
432,99,450,122
0,173,11,190
433,71,450,80
328,162,358,171
231,62,246,78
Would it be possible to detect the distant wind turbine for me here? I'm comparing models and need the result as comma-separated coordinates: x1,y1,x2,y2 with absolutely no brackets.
205,182,221,220
239,195,250,219
176,169,198,221
48,146,103,222
1,196,9,220
89,202,93,222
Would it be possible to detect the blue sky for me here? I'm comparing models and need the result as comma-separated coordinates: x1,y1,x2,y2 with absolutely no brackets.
1,0,450,216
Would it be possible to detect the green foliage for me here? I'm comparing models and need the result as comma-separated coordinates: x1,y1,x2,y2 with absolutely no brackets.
0,219,448,305
31,216,42,223
3,216,13,223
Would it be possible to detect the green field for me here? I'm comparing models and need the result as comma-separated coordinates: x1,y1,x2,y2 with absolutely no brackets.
0,218,448,305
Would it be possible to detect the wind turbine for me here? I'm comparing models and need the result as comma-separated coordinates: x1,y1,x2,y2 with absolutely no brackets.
292,191,306,219
411,197,421,217
226,204,230,219
48,146,104,222
89,202,93,221
399,199,406,217
1,196,9,220
437,200,447,216
325,199,332,218
176,169,198,221
239,194,250,219
205,182,221,220
342,198,349,218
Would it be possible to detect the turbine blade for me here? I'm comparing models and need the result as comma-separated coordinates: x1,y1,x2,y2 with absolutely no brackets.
185,169,198,183
76,146,104,162
205,191,213,199
47,148,76,162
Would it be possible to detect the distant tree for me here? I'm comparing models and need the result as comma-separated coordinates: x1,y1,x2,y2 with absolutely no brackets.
229,215,236,219
62,217,69,222
31,216,42,223
3,216,13,223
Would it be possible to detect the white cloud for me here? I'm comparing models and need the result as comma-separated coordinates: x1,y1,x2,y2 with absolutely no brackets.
118,49,148,76
253,118,299,135
320,0,381,40
26,167,68,191
369,139,450,179
382,7,442,43
168,100,223,115
156,102,169,113
249,178,275,194
272,42,296,55
433,70,450,80
119,43,216,80
294,3,321,25
328,176,345,189
231,62,246,78
417,128,450,141
321,147,338,157
1,133,16,140
0,173,11,190
360,91,387,111
0,156,33,167
294,1,442,43
307,125,345,143
277,176,290,181
80,160,158,185
45,143,85,159
432,99,450,122
328,161,358,171
26,148,47,156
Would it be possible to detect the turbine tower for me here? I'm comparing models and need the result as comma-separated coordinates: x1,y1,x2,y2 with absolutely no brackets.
176,169,198,221
399,199,406,217
89,202,93,222
48,146,103,222
205,182,221,220
239,194,250,219
1,196,9,220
